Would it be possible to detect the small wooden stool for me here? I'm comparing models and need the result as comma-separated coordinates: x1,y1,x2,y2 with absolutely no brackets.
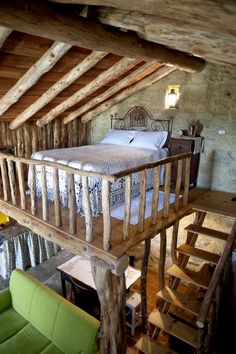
125,291,141,336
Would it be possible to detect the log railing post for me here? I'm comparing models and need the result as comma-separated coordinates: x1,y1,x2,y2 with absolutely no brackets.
29,164,36,215
158,230,167,291
102,179,111,251
53,167,62,227
82,175,93,242
16,161,26,209
123,175,131,240
174,159,183,211
163,162,171,218
41,165,48,220
183,157,191,205
151,166,160,224
138,170,147,232
7,159,17,205
141,239,151,334
0,158,9,202
68,173,77,234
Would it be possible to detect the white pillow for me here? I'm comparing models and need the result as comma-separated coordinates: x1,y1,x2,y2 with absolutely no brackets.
129,130,168,150
99,129,135,146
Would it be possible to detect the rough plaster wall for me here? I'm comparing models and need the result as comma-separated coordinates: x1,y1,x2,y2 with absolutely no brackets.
90,63,236,264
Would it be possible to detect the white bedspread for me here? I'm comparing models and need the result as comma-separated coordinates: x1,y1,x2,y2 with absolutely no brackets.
31,144,168,216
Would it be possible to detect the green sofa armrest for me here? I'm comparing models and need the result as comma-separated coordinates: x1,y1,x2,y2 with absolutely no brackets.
0,288,11,313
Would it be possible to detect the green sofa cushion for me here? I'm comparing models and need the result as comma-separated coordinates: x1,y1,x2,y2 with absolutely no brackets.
0,288,11,313
0,322,50,354
0,307,28,344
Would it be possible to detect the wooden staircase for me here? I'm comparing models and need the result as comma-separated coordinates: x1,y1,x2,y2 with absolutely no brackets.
136,191,236,354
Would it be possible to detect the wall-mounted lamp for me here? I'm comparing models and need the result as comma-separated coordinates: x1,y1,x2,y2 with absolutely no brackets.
165,85,180,109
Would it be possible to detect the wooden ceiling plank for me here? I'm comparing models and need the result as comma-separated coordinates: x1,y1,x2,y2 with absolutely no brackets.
81,66,176,124
64,61,161,124
0,41,71,116
0,26,12,48
36,57,139,127
9,51,107,129
0,0,204,72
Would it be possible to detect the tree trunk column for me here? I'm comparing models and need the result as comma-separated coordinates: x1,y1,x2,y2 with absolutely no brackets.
90,256,127,354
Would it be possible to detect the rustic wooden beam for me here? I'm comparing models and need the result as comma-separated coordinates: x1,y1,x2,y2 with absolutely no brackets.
9,51,107,129
81,66,176,124
0,0,205,73
64,61,161,124
0,41,71,117
0,26,12,48
36,57,138,127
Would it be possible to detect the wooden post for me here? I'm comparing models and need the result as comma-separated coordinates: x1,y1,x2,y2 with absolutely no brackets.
151,166,160,224
16,161,26,209
183,157,191,205
171,220,179,264
7,159,17,205
0,158,9,201
141,239,151,334
158,230,167,291
82,175,93,242
174,159,183,211
32,125,38,153
123,175,131,240
41,165,48,220
138,170,147,232
53,119,61,149
53,168,62,227
102,179,111,251
29,164,36,215
91,256,127,354
16,128,24,157
163,162,171,218
68,173,77,234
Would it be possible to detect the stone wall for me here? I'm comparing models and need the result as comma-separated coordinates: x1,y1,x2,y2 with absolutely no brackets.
90,63,236,267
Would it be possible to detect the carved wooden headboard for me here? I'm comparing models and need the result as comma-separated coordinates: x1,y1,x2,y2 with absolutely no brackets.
111,106,174,147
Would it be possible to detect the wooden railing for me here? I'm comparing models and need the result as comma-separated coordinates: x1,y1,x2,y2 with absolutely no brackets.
0,152,192,252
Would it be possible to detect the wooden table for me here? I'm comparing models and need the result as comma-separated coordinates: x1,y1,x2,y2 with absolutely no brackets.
57,255,141,298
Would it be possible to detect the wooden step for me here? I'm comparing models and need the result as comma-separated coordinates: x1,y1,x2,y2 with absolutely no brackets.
176,244,220,265
185,224,228,241
148,310,198,348
135,335,178,354
167,264,211,289
157,287,201,316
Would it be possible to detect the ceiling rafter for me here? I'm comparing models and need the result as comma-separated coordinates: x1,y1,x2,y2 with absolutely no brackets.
0,41,71,116
0,26,12,48
9,51,108,129
36,57,140,127
81,66,176,124
64,61,162,124
0,0,204,73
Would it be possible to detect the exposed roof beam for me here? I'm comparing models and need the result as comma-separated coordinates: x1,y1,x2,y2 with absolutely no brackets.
36,57,139,127
50,0,236,21
64,61,161,124
0,26,12,48
0,41,71,116
9,51,107,130
0,0,204,72
81,66,176,124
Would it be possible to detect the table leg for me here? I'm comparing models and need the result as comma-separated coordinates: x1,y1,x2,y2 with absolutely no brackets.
60,272,67,298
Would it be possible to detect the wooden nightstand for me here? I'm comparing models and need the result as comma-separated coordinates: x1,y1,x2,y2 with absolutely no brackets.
170,137,202,187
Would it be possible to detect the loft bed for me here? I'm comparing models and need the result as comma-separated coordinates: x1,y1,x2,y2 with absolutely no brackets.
29,106,174,216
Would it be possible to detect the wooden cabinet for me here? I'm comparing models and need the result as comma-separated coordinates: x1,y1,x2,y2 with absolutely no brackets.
170,137,201,187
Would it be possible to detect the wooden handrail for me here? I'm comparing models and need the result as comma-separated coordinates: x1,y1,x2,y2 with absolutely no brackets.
196,219,236,329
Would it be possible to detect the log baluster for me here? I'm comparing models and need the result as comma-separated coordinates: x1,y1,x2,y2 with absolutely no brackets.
68,173,76,234
138,170,147,232
7,159,17,205
151,166,160,224
29,164,36,215
141,239,151,333
102,179,111,251
0,158,9,202
158,230,167,291
183,157,191,205
82,175,93,242
123,175,131,240
163,162,171,218
53,168,62,227
41,165,48,220
16,161,26,209
174,159,183,211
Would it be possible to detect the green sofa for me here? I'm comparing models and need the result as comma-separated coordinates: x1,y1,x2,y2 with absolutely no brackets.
0,269,100,354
